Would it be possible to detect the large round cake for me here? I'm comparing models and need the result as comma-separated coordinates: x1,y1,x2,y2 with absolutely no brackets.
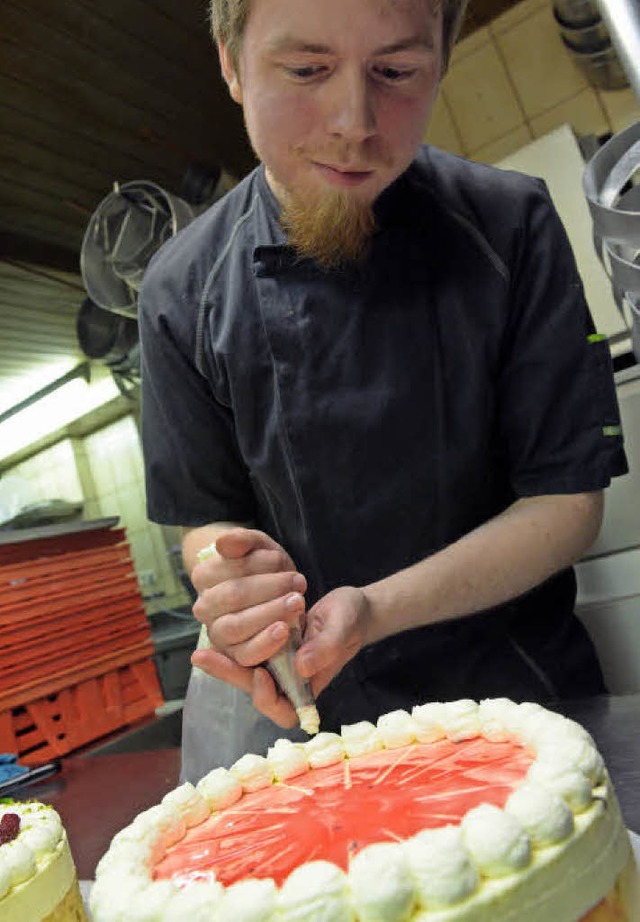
90,699,639,920
0,799,87,921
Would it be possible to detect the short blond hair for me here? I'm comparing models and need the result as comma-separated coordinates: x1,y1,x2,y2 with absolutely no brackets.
209,0,469,72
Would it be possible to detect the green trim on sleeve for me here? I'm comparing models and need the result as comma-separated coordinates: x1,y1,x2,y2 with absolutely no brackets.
588,333,607,343
602,425,623,437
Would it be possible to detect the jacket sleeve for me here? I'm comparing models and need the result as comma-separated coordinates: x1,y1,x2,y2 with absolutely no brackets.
497,180,627,496
138,253,256,527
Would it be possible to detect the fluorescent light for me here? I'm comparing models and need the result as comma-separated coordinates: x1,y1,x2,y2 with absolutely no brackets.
0,372,121,461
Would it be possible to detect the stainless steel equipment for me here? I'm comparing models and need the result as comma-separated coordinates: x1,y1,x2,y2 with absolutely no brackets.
583,121,640,362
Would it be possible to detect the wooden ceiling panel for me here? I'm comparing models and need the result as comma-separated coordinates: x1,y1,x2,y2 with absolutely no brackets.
2,139,112,199
1,42,219,176
4,23,208,144
0,98,180,184
0,205,85,255
3,83,183,169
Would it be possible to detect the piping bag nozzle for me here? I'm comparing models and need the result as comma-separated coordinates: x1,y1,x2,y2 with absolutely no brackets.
264,625,320,735
197,542,320,735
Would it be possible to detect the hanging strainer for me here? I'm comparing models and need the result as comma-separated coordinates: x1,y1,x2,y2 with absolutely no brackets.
80,180,194,318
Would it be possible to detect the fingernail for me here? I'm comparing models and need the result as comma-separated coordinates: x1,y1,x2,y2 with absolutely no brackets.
285,592,304,611
292,573,306,592
272,623,288,641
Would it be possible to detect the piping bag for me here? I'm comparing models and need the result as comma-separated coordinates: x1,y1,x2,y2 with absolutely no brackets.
196,543,320,735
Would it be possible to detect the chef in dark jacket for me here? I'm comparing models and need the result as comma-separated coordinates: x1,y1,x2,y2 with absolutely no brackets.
138,0,627,780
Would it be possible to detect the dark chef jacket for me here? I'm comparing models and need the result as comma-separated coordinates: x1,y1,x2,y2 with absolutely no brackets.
139,144,628,736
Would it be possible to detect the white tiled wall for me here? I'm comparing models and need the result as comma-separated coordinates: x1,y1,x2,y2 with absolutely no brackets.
426,0,640,162
8,440,82,505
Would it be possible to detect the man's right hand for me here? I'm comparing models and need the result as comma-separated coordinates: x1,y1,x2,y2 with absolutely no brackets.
187,527,307,727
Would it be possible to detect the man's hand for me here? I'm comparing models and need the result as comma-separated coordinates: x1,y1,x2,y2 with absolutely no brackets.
296,586,372,696
191,528,307,665
189,526,307,728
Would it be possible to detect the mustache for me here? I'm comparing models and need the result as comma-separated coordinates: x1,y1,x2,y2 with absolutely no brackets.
292,142,393,169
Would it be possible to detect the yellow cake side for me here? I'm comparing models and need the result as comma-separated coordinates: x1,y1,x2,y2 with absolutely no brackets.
41,874,89,922
581,848,640,920
0,831,87,922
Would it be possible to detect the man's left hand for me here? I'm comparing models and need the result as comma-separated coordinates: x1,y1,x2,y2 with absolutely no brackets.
296,586,372,696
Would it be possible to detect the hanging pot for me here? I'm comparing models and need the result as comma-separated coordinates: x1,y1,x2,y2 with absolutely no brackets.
76,297,139,365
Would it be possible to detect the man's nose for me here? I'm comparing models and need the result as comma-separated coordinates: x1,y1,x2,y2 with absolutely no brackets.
325,68,377,143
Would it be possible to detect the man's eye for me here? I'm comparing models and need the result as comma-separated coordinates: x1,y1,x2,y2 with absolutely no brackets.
375,66,415,82
285,65,325,80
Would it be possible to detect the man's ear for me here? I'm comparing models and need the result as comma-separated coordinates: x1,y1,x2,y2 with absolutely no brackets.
218,42,243,105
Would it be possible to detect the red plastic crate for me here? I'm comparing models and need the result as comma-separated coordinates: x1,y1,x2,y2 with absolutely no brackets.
0,524,158,709
0,657,164,765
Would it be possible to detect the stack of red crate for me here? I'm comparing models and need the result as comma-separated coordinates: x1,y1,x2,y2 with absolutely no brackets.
0,524,164,764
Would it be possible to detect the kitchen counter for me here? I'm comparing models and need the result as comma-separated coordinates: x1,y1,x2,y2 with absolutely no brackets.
560,693,640,825
27,748,182,880
11,693,640,881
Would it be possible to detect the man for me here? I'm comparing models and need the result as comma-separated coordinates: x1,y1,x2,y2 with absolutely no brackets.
139,0,627,781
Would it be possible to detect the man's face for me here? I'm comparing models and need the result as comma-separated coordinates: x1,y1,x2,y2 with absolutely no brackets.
220,0,443,265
